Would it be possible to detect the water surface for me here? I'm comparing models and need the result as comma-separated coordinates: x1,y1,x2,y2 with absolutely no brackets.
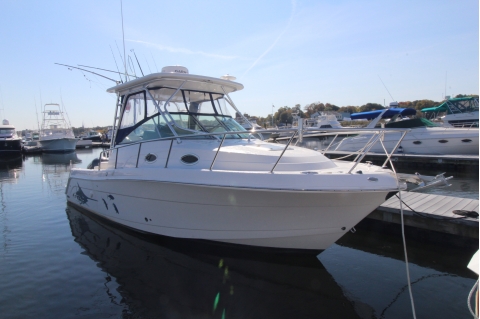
0,149,477,318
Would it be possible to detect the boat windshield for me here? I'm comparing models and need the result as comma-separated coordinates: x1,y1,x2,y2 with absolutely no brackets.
385,118,441,128
116,88,249,145
0,128,15,137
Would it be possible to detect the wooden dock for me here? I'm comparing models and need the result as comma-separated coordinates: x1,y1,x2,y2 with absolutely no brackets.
359,191,479,248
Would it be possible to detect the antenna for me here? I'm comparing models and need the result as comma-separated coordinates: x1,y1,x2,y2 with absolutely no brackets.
60,92,72,129
120,0,127,82
110,45,123,83
378,75,395,102
143,53,152,74
34,97,40,131
150,51,159,72
40,90,44,131
445,71,447,99
131,49,144,76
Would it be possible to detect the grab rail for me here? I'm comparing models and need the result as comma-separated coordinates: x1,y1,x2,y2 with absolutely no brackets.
99,126,410,174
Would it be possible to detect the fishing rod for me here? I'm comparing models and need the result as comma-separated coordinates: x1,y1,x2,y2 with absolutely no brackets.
131,49,144,76
127,55,137,77
110,45,123,83
55,63,121,84
77,64,137,79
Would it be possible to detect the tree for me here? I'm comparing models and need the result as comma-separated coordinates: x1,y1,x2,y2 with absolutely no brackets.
358,103,384,112
325,103,339,112
455,94,479,99
338,106,359,114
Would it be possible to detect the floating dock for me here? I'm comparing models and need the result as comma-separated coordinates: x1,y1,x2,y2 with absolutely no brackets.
359,191,478,248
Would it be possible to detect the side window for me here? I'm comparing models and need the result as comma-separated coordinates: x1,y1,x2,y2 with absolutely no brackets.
116,92,146,144
120,92,146,129
212,94,230,116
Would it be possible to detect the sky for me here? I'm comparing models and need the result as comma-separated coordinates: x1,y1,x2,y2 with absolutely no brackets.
0,0,478,131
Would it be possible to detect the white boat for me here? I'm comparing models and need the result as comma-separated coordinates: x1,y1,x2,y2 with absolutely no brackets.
334,104,479,155
421,96,479,128
65,66,405,253
0,119,22,153
23,130,40,146
306,112,345,129
39,103,78,152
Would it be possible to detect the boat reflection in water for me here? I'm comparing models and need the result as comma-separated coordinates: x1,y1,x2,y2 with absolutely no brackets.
42,153,81,195
0,154,22,176
66,205,361,319
42,152,82,166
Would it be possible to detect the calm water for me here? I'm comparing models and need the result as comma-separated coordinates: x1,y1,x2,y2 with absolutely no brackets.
0,149,478,319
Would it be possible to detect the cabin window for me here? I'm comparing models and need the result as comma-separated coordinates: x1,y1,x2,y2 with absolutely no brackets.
120,92,146,129
197,115,227,133
214,95,229,116
149,88,188,113
116,92,148,144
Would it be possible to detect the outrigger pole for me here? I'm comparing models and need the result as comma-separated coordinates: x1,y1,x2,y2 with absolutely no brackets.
55,63,121,84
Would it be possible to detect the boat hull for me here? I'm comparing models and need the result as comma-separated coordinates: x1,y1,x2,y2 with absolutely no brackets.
66,176,392,251
0,138,22,153
335,128,479,155
39,138,78,152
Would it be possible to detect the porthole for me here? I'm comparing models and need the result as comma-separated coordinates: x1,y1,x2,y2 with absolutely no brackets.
145,153,157,163
462,139,472,143
413,141,422,145
438,140,448,144
181,154,199,165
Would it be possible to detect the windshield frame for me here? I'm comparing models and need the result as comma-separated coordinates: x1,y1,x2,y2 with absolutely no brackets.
114,86,250,146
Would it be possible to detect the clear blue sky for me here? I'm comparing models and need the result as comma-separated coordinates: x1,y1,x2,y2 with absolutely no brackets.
1,0,478,131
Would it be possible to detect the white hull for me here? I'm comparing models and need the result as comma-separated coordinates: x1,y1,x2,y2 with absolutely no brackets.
442,111,478,127
335,127,479,155
66,164,396,251
39,138,78,152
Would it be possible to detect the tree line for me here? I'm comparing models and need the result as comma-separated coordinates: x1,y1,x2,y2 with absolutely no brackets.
243,94,478,127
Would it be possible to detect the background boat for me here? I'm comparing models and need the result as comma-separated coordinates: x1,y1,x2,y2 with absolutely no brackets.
38,103,78,152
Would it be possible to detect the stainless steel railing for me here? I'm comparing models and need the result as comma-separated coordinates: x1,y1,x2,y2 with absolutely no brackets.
96,127,410,173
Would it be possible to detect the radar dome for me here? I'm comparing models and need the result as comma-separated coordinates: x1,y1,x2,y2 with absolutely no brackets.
161,66,189,74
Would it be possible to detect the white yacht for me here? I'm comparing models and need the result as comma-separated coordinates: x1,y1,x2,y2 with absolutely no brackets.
65,66,405,253
334,105,479,155
421,96,478,128
0,119,22,153
39,103,78,152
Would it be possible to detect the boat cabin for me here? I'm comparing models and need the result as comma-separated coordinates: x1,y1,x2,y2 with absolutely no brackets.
107,66,250,147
